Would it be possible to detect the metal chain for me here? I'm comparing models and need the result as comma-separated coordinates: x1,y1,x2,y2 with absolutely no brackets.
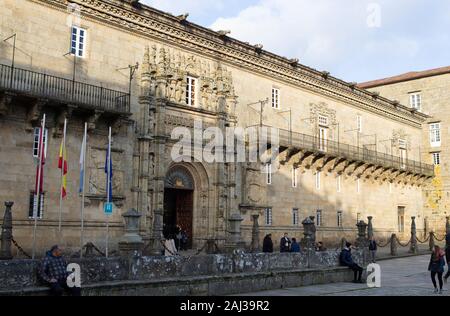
11,237,32,259
415,235,430,244
376,237,392,248
432,233,446,242
395,236,411,247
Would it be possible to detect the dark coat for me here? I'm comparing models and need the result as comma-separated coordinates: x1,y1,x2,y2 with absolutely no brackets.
369,240,377,251
39,251,69,284
446,247,450,265
263,236,273,253
428,253,445,273
290,242,301,253
340,248,354,267
280,237,291,253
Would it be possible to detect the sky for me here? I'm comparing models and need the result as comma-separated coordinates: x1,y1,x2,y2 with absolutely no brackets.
142,0,450,83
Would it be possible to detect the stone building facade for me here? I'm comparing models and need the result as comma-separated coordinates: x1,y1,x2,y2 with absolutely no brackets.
360,67,450,234
0,0,434,255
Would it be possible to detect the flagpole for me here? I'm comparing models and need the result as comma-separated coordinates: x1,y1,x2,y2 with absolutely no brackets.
106,126,111,258
58,118,67,234
80,122,87,259
32,114,45,259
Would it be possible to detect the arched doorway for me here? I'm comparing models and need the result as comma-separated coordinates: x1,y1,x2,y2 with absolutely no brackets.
163,166,195,249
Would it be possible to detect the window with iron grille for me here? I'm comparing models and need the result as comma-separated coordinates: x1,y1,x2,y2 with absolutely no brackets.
186,76,197,106
432,152,441,165
29,191,44,219
266,163,272,185
33,127,48,158
337,211,343,227
316,210,322,227
430,123,441,147
265,208,273,226
318,115,329,126
293,208,299,226
71,26,86,58
272,88,280,109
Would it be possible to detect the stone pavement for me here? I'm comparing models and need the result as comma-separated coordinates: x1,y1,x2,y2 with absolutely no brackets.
237,255,450,296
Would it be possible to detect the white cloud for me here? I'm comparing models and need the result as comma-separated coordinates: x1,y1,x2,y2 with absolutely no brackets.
209,0,450,82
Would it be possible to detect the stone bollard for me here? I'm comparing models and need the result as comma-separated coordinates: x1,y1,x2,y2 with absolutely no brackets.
429,231,435,251
118,209,144,257
367,216,374,240
409,216,418,254
0,202,14,260
302,217,315,250
251,214,260,253
355,220,368,248
390,233,398,256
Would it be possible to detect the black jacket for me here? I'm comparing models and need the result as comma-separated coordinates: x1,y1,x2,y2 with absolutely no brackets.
369,240,377,251
263,236,273,253
340,248,354,267
280,237,291,253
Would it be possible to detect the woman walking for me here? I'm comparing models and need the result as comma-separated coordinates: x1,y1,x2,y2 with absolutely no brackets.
428,245,446,294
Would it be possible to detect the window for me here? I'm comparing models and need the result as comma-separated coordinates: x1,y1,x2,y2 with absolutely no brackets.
389,182,393,194
293,208,299,226
271,88,280,109
337,175,341,193
265,208,273,226
71,26,86,58
432,152,441,165
186,76,197,106
409,93,421,111
33,127,48,158
316,210,322,227
356,212,362,224
318,115,329,126
292,167,298,188
29,192,44,219
398,207,405,233
357,178,361,194
318,127,328,152
399,139,407,169
430,123,441,147
357,115,362,133
265,163,272,185
316,171,321,190
337,211,343,227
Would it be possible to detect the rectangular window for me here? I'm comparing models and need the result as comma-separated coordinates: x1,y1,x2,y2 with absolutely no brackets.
316,171,321,190
29,191,44,219
265,163,272,185
318,115,329,126
398,207,405,233
337,211,343,228
357,115,362,133
318,127,328,152
409,93,421,111
389,182,393,194
432,152,441,165
33,127,48,158
337,175,341,193
293,208,299,226
70,26,86,58
186,76,197,106
265,208,273,226
356,212,362,224
292,167,298,188
357,178,361,194
271,88,280,109
399,139,407,169
430,123,441,147
316,210,322,227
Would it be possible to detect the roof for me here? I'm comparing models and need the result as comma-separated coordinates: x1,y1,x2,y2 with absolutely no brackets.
358,66,450,89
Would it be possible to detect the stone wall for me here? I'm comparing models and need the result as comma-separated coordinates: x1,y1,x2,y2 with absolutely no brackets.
0,250,365,292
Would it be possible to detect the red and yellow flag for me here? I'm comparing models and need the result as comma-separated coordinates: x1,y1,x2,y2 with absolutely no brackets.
58,141,68,198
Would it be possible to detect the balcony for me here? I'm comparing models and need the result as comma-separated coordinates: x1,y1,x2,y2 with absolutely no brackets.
0,63,130,114
253,125,434,179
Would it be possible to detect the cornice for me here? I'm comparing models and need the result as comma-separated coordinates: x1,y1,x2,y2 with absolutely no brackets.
32,0,426,128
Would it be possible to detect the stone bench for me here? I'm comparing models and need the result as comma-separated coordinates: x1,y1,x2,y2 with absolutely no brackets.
0,266,355,296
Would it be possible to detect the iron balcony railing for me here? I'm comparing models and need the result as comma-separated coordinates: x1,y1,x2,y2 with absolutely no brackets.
0,63,130,113
250,125,434,177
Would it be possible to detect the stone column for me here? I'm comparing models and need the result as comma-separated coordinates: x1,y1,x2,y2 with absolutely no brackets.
0,202,13,260
302,217,315,250
251,214,260,253
409,216,418,254
355,220,368,248
224,214,245,253
367,216,374,240
119,209,144,257
390,233,398,256
429,231,435,252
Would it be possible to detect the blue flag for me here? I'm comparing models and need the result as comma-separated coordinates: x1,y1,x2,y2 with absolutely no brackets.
104,137,113,203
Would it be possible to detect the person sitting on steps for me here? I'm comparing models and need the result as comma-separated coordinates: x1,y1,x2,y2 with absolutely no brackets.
340,242,364,283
